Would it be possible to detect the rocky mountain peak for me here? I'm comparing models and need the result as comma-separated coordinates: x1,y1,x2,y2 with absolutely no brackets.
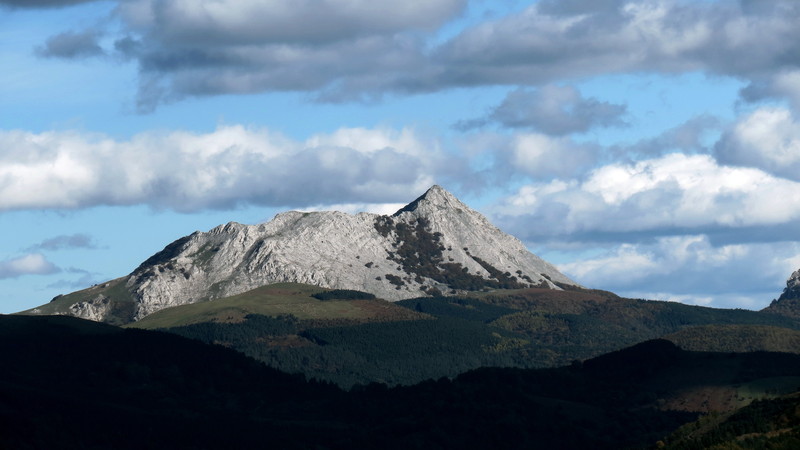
393,185,465,216
783,270,800,299
34,185,580,324
762,268,800,318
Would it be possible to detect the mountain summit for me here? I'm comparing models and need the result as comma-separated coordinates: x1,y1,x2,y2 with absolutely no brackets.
29,186,578,324
763,269,800,318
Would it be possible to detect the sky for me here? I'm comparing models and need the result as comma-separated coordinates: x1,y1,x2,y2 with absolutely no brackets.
2,0,800,314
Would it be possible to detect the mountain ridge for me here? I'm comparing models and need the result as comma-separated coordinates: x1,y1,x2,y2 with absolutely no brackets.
27,185,578,324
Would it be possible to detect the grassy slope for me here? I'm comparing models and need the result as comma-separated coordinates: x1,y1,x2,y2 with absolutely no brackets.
129,282,425,330
18,277,135,325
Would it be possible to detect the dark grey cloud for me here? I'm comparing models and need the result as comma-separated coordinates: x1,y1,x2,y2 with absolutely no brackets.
124,0,466,47
111,0,464,110
455,85,627,135
0,0,98,8
611,115,721,158
34,0,800,110
132,34,428,111
26,234,97,251
36,29,105,59
431,0,800,108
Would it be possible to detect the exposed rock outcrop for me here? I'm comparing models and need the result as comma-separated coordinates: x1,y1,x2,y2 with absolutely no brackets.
763,269,800,318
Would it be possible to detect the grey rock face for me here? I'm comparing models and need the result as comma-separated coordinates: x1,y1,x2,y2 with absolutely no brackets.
782,270,800,300
762,269,800,318
70,186,579,322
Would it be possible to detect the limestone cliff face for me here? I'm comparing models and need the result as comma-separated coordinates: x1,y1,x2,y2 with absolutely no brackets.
58,186,578,322
763,269,800,318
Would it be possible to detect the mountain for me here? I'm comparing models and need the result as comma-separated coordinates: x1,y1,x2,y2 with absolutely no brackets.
762,268,800,318
25,185,577,324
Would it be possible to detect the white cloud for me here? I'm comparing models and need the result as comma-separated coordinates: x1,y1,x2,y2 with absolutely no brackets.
555,235,800,309
496,153,800,236
716,107,800,182
0,125,446,212
512,133,597,178
0,254,60,279
298,203,407,216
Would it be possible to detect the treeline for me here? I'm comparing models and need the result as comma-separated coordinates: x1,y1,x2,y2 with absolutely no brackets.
663,395,800,449
311,289,376,301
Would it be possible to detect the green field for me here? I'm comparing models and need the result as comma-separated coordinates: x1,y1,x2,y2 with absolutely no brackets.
129,282,424,329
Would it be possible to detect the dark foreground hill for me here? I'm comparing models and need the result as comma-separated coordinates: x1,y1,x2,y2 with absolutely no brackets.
5,315,800,449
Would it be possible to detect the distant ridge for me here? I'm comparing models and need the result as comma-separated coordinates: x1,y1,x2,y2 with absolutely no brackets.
25,185,578,324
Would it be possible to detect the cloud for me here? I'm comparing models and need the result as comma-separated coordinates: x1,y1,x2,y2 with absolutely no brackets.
29,0,800,109
715,107,800,182
0,125,454,212
511,133,598,178
0,254,60,279
740,70,800,111
437,1,800,84
613,115,721,158
26,234,97,251
0,0,98,8
112,0,465,110
455,85,627,135
298,203,407,216
36,29,105,59
46,268,101,290
120,0,465,45
556,235,800,309
494,153,800,243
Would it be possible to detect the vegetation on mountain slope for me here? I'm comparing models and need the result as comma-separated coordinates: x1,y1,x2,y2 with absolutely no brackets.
661,393,800,449
127,283,800,387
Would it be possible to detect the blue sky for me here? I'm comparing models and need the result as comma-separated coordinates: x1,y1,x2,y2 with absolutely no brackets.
3,0,800,314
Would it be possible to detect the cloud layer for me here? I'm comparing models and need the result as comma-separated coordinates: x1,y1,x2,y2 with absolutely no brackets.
556,235,800,308
0,126,446,211
496,152,800,243
28,0,800,110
